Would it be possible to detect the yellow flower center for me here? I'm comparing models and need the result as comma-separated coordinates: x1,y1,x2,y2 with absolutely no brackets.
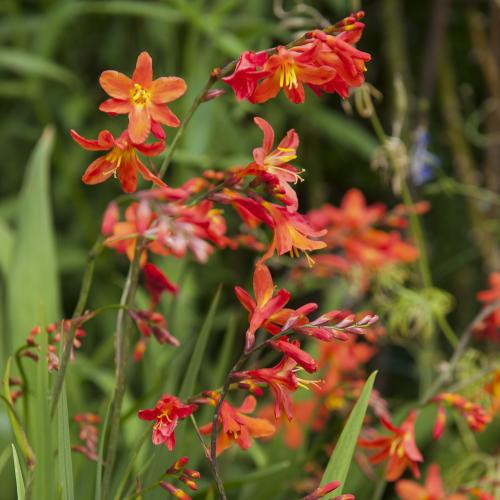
130,83,151,105
279,62,298,90
104,146,136,177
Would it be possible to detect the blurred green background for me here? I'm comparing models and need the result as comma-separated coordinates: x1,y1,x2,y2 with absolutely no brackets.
0,0,499,499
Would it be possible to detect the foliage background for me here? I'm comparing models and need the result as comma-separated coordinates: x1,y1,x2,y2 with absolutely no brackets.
0,0,498,499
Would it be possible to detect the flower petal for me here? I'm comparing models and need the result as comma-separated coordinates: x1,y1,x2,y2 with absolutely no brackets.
99,98,131,114
71,129,114,151
100,70,133,99
254,117,275,155
82,157,114,185
118,156,138,193
128,106,151,144
250,76,280,103
136,158,168,189
133,51,153,88
150,77,187,103
149,103,180,128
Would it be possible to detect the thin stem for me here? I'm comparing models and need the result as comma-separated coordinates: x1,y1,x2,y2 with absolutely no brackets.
419,300,500,405
102,239,144,498
50,237,103,417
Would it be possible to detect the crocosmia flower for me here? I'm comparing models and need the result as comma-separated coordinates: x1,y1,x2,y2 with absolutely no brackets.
138,394,195,450
359,410,423,481
199,396,275,455
222,51,269,100
99,51,187,143
70,129,166,193
250,44,333,104
395,464,467,500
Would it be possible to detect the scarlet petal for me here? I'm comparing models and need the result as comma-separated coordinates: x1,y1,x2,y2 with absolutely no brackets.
133,51,153,88
100,70,133,99
394,480,426,500
250,76,281,103
135,140,165,157
150,77,187,103
99,98,131,114
149,103,180,128
128,106,151,144
253,264,274,306
82,157,114,185
118,157,138,193
137,408,158,421
71,129,113,151
136,159,168,189
253,117,275,154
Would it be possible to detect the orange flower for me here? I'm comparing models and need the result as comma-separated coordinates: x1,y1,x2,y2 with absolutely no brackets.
99,51,187,143
250,44,334,104
395,464,467,500
359,410,423,481
138,394,195,450
485,369,500,414
70,129,166,193
199,396,275,455
261,202,326,265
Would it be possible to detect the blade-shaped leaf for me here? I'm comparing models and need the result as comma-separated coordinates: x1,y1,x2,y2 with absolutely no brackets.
7,126,61,349
11,445,25,500
320,371,377,497
57,381,75,500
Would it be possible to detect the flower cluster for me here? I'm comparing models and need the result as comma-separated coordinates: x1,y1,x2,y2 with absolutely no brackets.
223,11,370,103
160,457,201,500
72,51,186,192
71,413,100,461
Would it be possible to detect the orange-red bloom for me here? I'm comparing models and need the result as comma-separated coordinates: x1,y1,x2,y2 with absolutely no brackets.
138,394,195,450
474,272,500,342
485,369,500,414
72,413,100,462
359,410,423,481
222,51,269,100
395,464,466,500
144,262,178,307
199,396,275,455
71,129,166,193
234,264,291,352
99,51,187,143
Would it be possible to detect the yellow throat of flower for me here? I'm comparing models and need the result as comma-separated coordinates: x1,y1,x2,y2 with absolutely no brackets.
130,83,151,105
279,62,298,90
104,146,136,177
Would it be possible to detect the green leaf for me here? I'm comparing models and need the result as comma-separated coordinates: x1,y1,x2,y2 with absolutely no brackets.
7,126,60,350
57,381,75,500
0,218,13,277
178,285,222,400
11,445,25,500
0,49,78,86
320,371,377,497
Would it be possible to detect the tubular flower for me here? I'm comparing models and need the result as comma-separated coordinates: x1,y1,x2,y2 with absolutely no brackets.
70,129,166,193
302,481,354,500
473,272,500,342
72,413,100,462
233,356,300,420
395,464,467,500
261,202,326,265
250,44,334,104
99,51,187,143
241,117,302,211
222,51,269,100
234,264,291,352
138,394,195,450
307,28,371,99
432,393,492,433
199,396,275,455
144,262,178,307
359,410,423,481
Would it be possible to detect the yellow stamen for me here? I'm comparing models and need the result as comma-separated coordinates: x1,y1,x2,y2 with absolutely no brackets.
130,83,151,105
278,63,298,90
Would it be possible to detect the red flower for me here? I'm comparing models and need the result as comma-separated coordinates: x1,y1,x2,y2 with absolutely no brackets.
144,262,178,307
72,413,100,462
395,464,467,500
71,129,166,193
233,356,299,420
359,410,423,481
432,393,491,433
474,272,500,342
138,394,195,450
234,264,291,352
250,44,334,104
241,117,302,212
222,51,269,100
199,396,275,455
99,51,187,143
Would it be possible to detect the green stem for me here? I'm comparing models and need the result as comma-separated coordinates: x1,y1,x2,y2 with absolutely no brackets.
101,239,144,498
49,237,103,417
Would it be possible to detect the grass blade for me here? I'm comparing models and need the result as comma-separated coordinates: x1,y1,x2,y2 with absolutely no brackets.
11,445,25,500
57,381,75,500
320,370,377,497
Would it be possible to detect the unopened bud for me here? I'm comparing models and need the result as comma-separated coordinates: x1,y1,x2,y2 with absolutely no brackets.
202,89,225,102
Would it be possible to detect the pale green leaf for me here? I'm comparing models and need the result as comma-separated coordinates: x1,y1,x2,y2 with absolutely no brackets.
11,445,25,500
